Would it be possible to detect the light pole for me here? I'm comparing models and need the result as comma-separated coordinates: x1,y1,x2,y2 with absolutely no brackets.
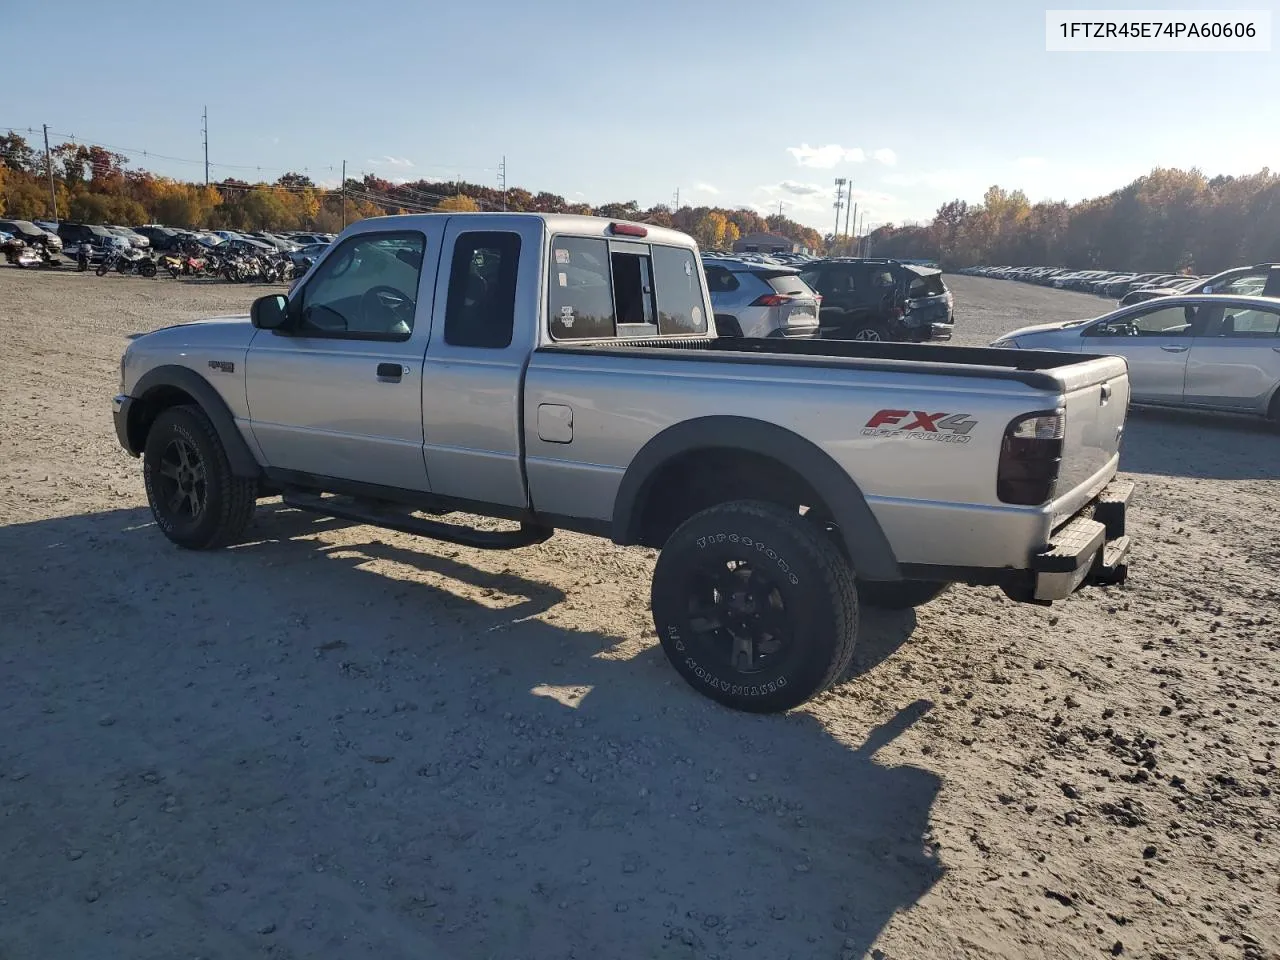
832,177,847,248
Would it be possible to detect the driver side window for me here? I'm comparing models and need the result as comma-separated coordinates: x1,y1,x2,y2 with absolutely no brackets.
299,231,425,341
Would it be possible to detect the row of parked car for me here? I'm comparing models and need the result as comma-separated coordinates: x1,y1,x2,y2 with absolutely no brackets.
961,262,1277,306
702,253,954,343
0,216,335,262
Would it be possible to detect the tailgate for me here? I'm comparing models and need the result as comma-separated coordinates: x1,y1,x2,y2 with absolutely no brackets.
1054,356,1130,520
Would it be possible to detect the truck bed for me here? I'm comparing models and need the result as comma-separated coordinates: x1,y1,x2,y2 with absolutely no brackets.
539,336,1094,391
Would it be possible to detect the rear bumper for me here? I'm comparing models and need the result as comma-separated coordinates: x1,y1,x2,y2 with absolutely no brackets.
900,321,953,342
893,479,1133,605
1028,479,1131,601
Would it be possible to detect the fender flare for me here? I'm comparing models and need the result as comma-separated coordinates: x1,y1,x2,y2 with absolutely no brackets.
611,415,900,580
129,365,261,478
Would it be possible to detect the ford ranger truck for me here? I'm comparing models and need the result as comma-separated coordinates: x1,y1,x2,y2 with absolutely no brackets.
113,214,1132,713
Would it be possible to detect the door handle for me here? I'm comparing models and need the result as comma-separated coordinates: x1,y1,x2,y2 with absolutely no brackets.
1160,344,1189,353
376,362,403,381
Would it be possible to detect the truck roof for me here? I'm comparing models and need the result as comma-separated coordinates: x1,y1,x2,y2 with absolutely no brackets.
342,212,698,250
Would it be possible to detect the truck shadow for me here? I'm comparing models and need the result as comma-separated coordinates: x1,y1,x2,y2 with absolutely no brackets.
0,503,941,960
1121,406,1280,480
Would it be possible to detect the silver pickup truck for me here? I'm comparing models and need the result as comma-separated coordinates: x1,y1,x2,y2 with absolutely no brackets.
113,213,1132,712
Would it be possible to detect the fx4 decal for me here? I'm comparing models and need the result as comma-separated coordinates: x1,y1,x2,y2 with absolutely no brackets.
863,409,978,444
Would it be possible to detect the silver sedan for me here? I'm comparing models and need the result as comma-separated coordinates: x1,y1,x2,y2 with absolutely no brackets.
991,295,1280,421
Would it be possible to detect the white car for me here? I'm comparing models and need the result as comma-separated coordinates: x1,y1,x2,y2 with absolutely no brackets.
991,294,1280,421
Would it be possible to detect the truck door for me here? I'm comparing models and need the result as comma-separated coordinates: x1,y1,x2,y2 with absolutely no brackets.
420,216,542,509
245,224,442,490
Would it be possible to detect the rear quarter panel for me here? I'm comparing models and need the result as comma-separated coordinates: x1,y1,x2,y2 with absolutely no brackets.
523,350,1085,568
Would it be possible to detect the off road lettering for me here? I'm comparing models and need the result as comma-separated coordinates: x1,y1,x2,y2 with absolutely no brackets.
864,410,978,442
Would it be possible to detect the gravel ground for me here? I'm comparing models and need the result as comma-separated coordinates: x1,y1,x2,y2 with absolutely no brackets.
1,268,1277,960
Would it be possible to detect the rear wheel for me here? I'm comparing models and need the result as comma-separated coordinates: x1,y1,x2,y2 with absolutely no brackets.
140,260,157,278
858,579,949,610
651,500,858,713
143,405,256,550
851,323,888,342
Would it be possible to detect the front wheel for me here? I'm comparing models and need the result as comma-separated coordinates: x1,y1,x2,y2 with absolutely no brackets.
140,260,157,278
651,500,858,713
143,405,257,550
95,261,110,276
857,579,949,610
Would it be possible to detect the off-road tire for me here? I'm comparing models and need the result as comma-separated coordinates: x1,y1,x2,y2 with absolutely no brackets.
143,405,256,550
858,579,949,610
651,500,859,713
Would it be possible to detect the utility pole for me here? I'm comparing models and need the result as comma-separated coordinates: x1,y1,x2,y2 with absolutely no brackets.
843,181,853,237
673,187,680,212
42,124,57,219
832,177,847,245
778,200,784,218
201,106,209,186
341,160,347,227
498,155,507,211
849,202,858,254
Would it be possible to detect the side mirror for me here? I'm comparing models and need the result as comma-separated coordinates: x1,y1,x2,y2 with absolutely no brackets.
251,294,290,330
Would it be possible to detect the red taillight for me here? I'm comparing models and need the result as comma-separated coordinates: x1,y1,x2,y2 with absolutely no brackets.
609,222,647,237
750,294,792,306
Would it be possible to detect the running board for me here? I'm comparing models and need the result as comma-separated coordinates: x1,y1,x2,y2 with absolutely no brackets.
282,492,554,550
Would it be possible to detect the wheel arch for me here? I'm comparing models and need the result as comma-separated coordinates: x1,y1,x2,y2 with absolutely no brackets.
127,365,261,478
611,416,900,580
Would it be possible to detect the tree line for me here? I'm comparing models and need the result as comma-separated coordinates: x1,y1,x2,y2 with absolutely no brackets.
0,131,824,250
865,168,1280,274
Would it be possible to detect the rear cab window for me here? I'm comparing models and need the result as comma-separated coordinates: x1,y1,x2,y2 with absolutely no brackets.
548,236,708,340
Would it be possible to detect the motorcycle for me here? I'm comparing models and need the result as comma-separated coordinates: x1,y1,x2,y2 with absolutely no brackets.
97,246,153,277
159,253,185,278
6,238,63,269
118,249,158,277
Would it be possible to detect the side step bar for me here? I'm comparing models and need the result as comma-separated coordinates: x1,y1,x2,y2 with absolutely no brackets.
282,491,554,550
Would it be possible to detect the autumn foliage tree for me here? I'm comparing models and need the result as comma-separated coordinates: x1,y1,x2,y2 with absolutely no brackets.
11,130,1270,269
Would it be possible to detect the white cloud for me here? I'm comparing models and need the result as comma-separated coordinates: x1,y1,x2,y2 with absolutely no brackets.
1016,156,1048,169
368,156,414,168
693,182,720,195
778,180,825,196
872,148,897,166
786,144,867,168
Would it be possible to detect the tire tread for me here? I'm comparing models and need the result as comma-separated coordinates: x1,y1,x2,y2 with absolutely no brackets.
147,405,256,549
653,499,858,712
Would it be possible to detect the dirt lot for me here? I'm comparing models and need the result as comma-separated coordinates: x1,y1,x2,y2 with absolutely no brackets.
1,268,1277,960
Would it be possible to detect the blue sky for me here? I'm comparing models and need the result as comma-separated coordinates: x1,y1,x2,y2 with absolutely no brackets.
5,0,1276,233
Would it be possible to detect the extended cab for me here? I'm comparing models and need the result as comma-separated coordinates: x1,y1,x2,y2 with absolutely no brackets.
114,214,1132,712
